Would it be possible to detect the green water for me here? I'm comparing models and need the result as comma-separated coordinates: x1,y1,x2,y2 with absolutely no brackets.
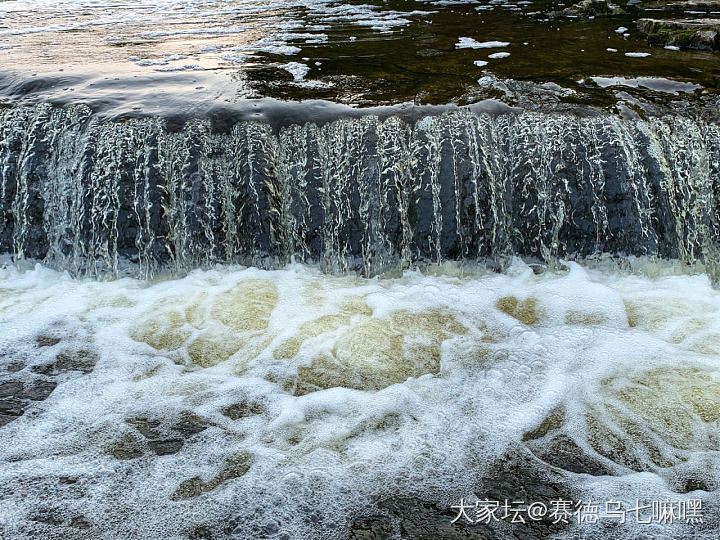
242,1,719,108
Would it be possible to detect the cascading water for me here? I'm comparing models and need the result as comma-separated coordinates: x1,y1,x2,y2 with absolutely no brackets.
1,104,718,278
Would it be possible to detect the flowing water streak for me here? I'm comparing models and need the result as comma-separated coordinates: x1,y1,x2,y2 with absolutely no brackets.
0,104,719,279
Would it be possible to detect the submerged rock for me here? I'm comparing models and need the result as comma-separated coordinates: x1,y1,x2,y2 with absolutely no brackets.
637,18,720,50
558,0,625,17
0,377,58,426
31,349,98,376
348,450,574,540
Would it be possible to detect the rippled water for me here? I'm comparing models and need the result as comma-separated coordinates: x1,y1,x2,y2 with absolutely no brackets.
0,0,718,109
0,257,718,538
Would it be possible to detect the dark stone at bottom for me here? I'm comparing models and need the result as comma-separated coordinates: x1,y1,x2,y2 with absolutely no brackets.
69,516,92,529
36,336,62,348
527,434,615,477
23,380,57,401
6,361,25,373
190,525,216,540
0,397,26,416
0,412,22,426
31,350,98,376
349,498,493,540
348,449,574,540
0,380,24,398
148,438,185,456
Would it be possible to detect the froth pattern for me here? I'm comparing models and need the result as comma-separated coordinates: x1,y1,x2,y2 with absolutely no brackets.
0,258,718,538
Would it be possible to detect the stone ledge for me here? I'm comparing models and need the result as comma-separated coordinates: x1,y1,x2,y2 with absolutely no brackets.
637,18,720,50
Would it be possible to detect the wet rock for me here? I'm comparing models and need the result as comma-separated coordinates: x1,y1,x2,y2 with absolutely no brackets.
680,476,716,493
0,396,26,417
36,336,61,347
0,413,22,427
69,515,92,529
558,0,625,17
173,477,208,501
127,417,162,439
172,453,252,501
6,361,25,373
108,437,144,460
637,18,720,50
349,450,574,540
189,525,215,540
584,414,650,471
476,451,577,539
527,434,615,476
31,349,98,376
126,412,209,455
521,406,565,442
221,401,265,420
0,380,24,398
173,412,210,438
349,497,493,539
123,413,210,456
148,438,185,456
23,380,57,401
29,508,65,526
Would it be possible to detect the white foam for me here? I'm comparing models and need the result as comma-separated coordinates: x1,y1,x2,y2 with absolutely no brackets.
590,75,701,94
488,51,510,58
456,37,510,49
0,258,717,537
279,61,310,81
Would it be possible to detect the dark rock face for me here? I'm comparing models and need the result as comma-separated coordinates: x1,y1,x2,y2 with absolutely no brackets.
31,350,98,376
171,453,252,501
0,396,26,426
36,336,61,348
637,18,720,50
349,497,494,540
0,377,59,426
0,380,24,398
347,450,574,540
527,434,615,476
1,105,719,279
108,412,211,459
221,401,265,420
0,341,94,428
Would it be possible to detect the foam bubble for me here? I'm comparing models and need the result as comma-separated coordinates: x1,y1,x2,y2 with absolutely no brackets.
0,258,718,537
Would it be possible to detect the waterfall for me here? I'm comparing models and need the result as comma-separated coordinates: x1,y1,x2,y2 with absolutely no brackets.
1,104,718,278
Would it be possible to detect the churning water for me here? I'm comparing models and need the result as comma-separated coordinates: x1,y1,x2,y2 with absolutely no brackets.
0,257,719,538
